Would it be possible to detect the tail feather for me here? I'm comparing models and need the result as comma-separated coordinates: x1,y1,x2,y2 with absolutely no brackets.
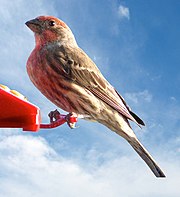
128,137,165,177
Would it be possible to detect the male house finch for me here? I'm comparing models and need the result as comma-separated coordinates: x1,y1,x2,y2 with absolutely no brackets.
26,16,165,177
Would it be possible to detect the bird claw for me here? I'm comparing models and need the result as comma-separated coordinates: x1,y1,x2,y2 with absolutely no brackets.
48,110,78,129
48,109,61,123
65,112,78,129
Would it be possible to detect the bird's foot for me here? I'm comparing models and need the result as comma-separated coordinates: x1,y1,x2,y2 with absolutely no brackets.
48,110,78,129
65,112,78,129
48,109,61,123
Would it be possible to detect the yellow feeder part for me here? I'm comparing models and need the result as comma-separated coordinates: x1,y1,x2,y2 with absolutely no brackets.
0,84,10,92
10,90,28,101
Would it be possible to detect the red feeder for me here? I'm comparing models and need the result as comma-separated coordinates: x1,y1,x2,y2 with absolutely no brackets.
0,86,77,132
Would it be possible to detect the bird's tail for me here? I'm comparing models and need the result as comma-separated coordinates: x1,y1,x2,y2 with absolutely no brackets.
127,136,165,177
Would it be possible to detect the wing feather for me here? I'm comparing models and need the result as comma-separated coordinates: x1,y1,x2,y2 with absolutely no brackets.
48,44,144,126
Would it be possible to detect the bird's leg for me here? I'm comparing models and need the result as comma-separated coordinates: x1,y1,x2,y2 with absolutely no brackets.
48,110,78,129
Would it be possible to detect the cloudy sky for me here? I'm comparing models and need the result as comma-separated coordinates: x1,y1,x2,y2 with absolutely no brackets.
0,0,179,196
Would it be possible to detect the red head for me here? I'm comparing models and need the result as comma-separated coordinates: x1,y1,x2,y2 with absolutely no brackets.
25,16,76,46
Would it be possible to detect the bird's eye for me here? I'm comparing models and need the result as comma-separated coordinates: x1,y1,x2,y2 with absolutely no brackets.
49,21,56,26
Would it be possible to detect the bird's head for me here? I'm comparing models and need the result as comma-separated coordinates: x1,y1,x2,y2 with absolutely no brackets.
25,16,77,46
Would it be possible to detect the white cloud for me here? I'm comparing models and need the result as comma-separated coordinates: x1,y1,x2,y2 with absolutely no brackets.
170,96,176,101
118,5,130,20
0,135,179,197
125,90,153,104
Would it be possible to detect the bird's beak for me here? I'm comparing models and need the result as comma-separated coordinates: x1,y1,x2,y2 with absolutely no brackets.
25,18,42,33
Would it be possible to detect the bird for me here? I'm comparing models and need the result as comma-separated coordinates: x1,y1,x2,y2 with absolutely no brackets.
25,16,165,177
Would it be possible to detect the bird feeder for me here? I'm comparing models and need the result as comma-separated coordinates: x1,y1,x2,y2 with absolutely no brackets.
0,85,77,132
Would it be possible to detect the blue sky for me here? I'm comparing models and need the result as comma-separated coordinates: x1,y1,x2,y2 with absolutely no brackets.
0,0,179,196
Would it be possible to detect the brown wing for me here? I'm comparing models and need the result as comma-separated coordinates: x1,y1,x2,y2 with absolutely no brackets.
47,44,144,126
